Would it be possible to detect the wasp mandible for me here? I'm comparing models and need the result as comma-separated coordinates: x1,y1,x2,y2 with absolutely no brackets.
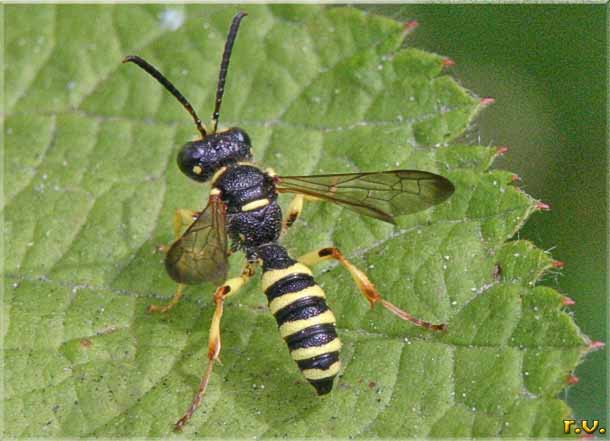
124,11,454,431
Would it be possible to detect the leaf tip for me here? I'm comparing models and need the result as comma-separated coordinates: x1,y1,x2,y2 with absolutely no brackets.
480,96,496,106
588,340,605,351
495,145,509,156
561,295,576,306
404,19,419,32
552,259,565,269
566,374,580,385
535,201,551,211
442,57,456,68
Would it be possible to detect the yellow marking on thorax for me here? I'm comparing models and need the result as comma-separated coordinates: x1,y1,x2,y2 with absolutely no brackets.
278,309,336,338
262,263,313,291
210,166,228,185
301,361,341,380
269,285,326,314
265,167,277,177
210,187,221,196
241,198,270,212
290,338,342,361
237,161,257,168
192,165,204,176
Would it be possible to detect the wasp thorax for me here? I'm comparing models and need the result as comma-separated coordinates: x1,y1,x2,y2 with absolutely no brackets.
177,127,252,182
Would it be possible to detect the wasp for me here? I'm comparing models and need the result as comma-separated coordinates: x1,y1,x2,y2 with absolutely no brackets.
124,11,454,431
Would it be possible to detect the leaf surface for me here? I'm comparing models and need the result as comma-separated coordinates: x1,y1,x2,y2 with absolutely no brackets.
4,5,591,437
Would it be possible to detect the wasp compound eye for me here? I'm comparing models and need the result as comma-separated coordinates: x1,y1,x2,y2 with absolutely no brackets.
177,141,213,182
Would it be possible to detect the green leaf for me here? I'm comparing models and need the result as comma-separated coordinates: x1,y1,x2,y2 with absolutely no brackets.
4,4,592,437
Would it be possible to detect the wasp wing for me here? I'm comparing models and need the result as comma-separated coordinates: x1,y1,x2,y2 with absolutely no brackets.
276,170,454,224
165,195,229,285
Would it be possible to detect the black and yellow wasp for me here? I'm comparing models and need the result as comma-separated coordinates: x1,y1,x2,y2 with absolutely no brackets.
124,11,454,431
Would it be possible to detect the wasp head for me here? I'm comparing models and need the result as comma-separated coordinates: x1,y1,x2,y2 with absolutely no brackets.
177,127,252,182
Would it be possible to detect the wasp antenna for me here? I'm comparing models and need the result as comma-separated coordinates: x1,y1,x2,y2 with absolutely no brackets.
210,11,248,134
123,55,207,139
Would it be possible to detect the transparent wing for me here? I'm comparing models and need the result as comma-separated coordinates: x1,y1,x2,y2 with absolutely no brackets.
165,195,229,285
276,170,454,224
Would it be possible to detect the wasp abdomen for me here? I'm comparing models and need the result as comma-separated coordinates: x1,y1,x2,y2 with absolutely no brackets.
258,244,341,395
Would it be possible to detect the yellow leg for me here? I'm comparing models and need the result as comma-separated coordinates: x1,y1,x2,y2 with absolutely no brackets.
148,284,186,313
156,209,200,253
282,194,304,233
173,208,200,239
150,209,200,312
298,247,447,331
175,264,257,431
282,194,323,233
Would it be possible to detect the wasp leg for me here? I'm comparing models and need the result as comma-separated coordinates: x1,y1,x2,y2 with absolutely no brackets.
175,264,257,431
157,209,202,254
282,194,304,233
282,194,324,234
173,208,201,240
149,209,201,312
298,247,447,331
148,284,186,313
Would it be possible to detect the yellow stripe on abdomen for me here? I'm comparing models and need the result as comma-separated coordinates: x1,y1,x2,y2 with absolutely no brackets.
301,361,341,381
269,285,326,314
279,309,336,338
290,338,342,361
260,246,341,395
262,263,312,291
